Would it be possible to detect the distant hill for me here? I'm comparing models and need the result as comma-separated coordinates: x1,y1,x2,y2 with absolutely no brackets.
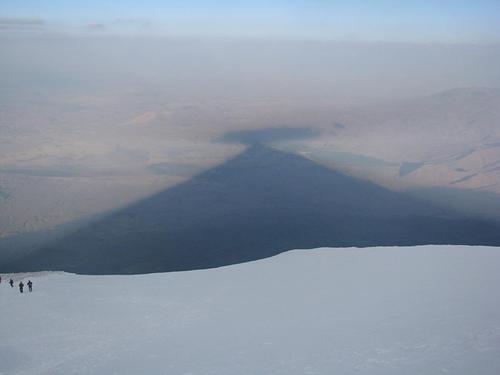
4,144,500,274
328,87,500,193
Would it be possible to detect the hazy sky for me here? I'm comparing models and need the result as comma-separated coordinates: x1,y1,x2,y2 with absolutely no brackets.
2,0,500,42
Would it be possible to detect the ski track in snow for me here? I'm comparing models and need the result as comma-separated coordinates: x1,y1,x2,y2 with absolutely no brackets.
1,245,500,375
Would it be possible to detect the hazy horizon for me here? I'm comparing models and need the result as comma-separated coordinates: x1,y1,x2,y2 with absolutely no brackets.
2,35,500,104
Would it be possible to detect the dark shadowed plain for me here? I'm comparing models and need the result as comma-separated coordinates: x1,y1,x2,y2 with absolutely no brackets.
5,136,500,274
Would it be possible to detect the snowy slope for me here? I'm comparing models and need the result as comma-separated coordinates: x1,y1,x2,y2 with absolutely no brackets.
1,245,500,375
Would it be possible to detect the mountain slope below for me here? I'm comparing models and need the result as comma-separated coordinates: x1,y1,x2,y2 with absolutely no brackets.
1,245,500,375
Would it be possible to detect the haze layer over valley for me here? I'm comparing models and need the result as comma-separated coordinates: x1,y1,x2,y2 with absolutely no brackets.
1,36,500,267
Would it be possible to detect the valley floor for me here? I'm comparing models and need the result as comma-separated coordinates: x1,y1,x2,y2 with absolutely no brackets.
1,245,500,375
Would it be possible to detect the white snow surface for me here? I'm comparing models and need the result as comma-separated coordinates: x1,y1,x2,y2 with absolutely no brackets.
2,245,500,375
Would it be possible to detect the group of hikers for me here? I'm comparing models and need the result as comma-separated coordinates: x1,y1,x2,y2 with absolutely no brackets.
0,276,33,293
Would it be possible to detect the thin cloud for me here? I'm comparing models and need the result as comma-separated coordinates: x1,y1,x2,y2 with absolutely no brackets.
85,22,106,32
0,17,45,30
114,18,151,29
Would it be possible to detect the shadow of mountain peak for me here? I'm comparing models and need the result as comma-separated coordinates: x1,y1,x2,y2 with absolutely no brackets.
6,144,500,274
217,126,320,145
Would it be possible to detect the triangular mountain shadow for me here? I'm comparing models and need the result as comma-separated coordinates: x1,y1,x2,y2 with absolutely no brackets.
6,144,500,274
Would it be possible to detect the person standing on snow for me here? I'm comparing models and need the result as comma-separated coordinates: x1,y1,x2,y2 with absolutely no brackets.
19,281,24,293
27,280,33,292
9,279,14,287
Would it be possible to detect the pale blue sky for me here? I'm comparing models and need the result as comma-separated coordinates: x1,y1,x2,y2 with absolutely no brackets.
1,0,500,42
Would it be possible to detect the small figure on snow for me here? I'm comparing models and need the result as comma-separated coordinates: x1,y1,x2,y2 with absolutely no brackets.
19,281,24,293
27,280,33,292
9,278,14,287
